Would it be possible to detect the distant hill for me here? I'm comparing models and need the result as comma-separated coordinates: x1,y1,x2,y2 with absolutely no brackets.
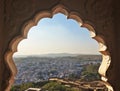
38,53,79,57
14,53,100,58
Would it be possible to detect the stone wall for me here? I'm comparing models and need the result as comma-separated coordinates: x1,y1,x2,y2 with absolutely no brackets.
0,0,119,91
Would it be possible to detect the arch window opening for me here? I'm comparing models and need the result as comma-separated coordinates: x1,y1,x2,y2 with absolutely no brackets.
11,13,107,91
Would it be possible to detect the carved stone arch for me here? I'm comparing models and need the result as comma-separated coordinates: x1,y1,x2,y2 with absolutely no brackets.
5,4,113,91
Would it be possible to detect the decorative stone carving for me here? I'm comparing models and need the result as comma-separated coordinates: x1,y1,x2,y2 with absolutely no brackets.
0,0,116,91
4,4,113,91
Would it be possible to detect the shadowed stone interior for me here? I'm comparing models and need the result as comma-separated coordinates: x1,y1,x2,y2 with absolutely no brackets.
0,0,120,91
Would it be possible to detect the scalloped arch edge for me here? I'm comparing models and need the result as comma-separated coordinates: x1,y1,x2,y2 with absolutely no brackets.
4,4,113,91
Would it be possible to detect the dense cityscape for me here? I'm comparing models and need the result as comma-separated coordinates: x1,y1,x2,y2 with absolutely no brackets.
13,54,101,85
11,54,109,91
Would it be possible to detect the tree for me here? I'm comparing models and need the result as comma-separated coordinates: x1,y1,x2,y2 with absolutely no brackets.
81,63,100,81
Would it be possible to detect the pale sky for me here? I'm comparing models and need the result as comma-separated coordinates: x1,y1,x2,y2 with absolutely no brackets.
14,13,100,56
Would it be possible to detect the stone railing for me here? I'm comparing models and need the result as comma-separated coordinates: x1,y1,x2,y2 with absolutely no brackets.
49,78,107,91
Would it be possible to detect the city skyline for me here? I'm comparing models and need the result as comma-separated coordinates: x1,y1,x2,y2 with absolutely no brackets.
14,13,100,56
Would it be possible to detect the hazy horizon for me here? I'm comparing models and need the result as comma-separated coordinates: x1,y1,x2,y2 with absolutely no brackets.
14,13,100,56
13,53,101,58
